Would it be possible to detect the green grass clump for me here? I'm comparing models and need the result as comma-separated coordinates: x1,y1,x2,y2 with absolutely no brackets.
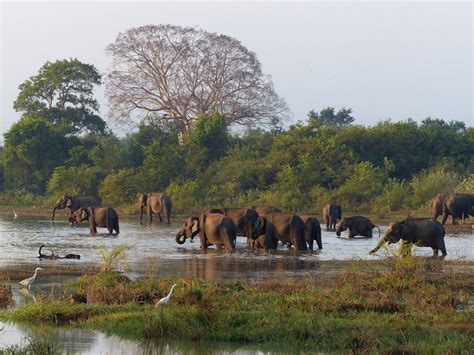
1,258,473,352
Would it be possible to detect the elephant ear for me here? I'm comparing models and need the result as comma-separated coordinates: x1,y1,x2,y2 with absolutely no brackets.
191,217,200,234
65,196,73,208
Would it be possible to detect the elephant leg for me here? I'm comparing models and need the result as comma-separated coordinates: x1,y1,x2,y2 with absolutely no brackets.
441,211,448,225
307,239,313,250
147,206,152,224
432,247,439,257
367,230,373,238
114,222,120,234
158,213,163,223
451,214,456,225
348,229,354,238
438,240,447,256
200,233,208,249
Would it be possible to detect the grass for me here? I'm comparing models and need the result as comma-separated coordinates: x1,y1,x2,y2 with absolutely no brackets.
0,257,472,352
0,278,13,308
0,336,59,355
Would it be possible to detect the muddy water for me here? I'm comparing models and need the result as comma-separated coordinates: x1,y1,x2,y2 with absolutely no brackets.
0,213,473,282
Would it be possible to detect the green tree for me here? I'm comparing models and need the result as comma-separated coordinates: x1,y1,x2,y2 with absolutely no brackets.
47,165,104,196
3,115,69,192
186,113,229,174
307,107,355,127
14,58,106,135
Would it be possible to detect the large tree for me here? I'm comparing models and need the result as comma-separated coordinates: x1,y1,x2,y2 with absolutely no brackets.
14,58,106,135
106,24,288,136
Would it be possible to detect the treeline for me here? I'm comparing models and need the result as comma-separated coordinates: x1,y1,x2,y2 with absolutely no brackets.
1,110,473,216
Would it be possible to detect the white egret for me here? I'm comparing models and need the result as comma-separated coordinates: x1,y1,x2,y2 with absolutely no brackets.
12,210,18,219
19,267,44,289
155,284,177,306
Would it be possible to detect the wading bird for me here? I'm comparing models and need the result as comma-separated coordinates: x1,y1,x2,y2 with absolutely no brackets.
19,267,43,289
155,284,177,306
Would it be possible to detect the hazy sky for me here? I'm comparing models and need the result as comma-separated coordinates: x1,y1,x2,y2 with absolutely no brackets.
1,1,472,142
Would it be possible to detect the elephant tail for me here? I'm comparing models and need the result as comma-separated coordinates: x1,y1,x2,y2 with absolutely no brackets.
39,245,45,258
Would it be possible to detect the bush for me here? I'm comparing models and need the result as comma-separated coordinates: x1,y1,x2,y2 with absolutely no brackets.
411,168,461,207
47,165,105,196
371,179,412,217
335,162,387,208
455,174,474,194
98,168,148,207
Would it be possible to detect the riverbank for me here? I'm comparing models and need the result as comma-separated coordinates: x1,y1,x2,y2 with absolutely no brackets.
1,257,473,353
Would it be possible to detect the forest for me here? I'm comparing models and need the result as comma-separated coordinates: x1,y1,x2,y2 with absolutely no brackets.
0,39,473,216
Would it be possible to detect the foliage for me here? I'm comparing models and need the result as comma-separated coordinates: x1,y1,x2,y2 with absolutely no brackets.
3,115,70,193
411,167,461,207
307,107,354,127
98,244,130,273
47,165,104,196
14,58,105,135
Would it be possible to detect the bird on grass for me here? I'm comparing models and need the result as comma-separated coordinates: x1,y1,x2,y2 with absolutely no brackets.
155,284,177,306
12,210,18,219
19,267,44,289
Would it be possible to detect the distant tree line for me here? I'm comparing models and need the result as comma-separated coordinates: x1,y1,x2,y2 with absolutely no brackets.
0,26,473,214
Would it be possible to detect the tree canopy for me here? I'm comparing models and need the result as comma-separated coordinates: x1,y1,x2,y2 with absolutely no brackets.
106,24,288,136
14,58,106,135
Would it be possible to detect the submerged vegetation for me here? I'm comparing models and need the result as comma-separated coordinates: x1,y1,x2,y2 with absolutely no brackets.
1,258,473,352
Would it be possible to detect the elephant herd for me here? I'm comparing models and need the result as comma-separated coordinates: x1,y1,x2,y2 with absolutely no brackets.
430,193,474,225
50,192,465,258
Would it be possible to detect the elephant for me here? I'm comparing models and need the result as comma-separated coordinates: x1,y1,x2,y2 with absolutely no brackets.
205,208,258,244
72,207,120,235
300,215,323,250
52,194,101,221
139,192,172,224
253,213,307,251
252,206,282,218
336,216,380,238
441,194,474,225
369,218,446,257
430,194,446,221
175,214,236,253
323,203,342,231
253,235,266,249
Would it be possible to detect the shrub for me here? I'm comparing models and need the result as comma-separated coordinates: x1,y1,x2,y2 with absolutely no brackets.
411,168,461,207
372,179,412,215
47,165,105,196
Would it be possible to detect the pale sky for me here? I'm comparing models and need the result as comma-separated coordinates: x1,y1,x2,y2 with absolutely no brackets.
1,1,472,143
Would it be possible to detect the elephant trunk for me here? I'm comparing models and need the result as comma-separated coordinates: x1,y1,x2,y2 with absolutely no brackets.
176,230,187,244
52,205,59,220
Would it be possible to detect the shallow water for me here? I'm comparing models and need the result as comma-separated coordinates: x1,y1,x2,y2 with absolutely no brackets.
0,213,473,282
0,321,280,354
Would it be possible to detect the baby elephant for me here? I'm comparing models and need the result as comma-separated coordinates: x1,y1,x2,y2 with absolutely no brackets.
336,216,380,238
73,207,120,235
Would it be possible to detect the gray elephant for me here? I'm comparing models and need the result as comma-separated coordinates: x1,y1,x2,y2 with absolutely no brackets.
300,215,322,250
336,216,380,238
323,203,342,231
369,218,446,257
206,208,258,244
441,194,474,225
252,206,282,218
52,194,101,221
175,214,236,253
253,213,307,251
139,192,172,224
72,207,120,235
430,194,446,221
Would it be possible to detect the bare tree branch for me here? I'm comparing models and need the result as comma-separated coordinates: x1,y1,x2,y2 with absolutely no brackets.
106,24,289,134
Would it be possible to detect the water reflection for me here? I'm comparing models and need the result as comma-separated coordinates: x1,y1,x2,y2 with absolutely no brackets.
0,321,293,354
